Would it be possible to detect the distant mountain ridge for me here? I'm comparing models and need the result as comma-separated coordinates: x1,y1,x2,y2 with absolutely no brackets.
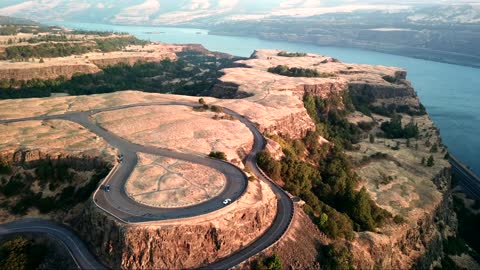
0,1,479,26
0,15,37,25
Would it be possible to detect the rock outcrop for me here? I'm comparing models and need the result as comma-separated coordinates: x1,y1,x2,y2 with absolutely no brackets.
351,168,455,269
0,149,110,171
0,63,101,81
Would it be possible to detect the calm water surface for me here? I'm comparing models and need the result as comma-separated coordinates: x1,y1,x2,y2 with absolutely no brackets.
46,21,480,174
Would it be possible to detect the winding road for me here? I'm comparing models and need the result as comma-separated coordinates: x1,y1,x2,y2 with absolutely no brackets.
0,102,294,269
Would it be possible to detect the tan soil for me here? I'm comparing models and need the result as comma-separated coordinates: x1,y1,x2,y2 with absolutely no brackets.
0,119,114,160
92,105,253,166
125,154,226,208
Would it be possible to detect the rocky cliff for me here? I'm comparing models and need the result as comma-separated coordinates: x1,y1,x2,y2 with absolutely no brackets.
0,44,179,82
216,50,453,269
215,50,413,139
351,168,455,269
0,63,100,81
0,149,110,171
72,179,277,269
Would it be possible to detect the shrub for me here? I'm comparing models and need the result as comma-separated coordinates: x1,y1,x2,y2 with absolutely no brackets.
0,160,12,175
208,151,227,160
320,243,355,270
252,254,283,270
393,215,406,224
268,65,335,78
427,155,435,167
1,178,25,197
358,121,375,131
277,51,307,57
210,105,223,113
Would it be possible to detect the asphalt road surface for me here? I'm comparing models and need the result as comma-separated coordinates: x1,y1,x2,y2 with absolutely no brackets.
0,102,294,269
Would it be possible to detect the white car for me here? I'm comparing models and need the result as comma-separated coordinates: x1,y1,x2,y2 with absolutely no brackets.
223,198,232,205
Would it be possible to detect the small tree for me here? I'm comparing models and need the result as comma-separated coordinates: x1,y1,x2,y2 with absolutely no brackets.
430,143,438,153
210,105,223,113
427,155,435,167
421,157,426,165
406,138,410,148
425,139,432,148
198,98,206,105
444,152,451,160
39,58,44,63
320,213,329,226
369,134,375,144
208,151,227,161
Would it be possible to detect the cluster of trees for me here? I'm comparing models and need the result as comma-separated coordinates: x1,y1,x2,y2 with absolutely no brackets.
320,243,355,270
268,65,336,78
4,42,95,60
0,164,109,215
350,92,427,118
258,93,393,238
26,34,69,43
94,36,147,52
0,51,243,99
277,51,307,57
251,254,283,270
381,114,419,139
0,237,48,270
2,36,146,60
304,94,361,150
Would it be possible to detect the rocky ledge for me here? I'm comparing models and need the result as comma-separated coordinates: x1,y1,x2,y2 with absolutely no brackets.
72,179,277,269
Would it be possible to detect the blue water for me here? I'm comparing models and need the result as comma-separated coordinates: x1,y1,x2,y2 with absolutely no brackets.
46,21,480,174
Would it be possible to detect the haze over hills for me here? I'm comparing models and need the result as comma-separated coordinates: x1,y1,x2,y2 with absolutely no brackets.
1,1,480,66
0,0,479,25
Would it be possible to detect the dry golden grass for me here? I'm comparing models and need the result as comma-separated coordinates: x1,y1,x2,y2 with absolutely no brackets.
93,105,253,165
0,119,114,160
126,154,226,208
348,114,449,225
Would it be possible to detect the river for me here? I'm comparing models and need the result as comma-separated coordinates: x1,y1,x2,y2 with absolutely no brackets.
45,21,480,175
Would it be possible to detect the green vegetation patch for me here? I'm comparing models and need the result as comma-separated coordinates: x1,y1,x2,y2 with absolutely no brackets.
381,114,419,139
277,51,307,57
268,65,336,78
251,254,283,270
257,93,392,239
0,236,48,270
208,152,227,161
1,36,146,60
0,160,110,215
0,50,246,99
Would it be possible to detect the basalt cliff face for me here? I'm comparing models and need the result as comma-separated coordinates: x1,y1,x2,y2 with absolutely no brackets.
351,168,455,269
0,63,101,81
0,149,110,171
72,179,277,269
